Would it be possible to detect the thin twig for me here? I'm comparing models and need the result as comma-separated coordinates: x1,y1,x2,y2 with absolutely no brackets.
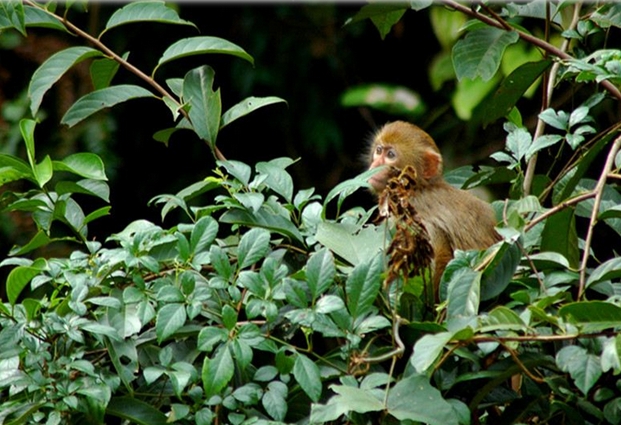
523,2,583,195
524,191,596,232
578,134,621,297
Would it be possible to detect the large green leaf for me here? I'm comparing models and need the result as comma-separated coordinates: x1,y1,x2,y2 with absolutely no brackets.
106,396,167,425
541,207,579,269
29,46,103,116
237,227,271,269
480,242,521,301
293,353,322,402
156,303,187,343
202,345,235,398
587,257,621,287
56,179,110,202
182,66,221,149
155,36,254,73
53,153,107,180
310,384,384,422
556,346,602,396
221,96,287,129
0,1,25,35
453,27,519,81
411,331,453,373
61,85,154,127
0,4,66,32
345,253,383,319
6,258,46,305
560,301,621,332
446,267,481,329
255,158,295,203
315,222,385,267
305,248,336,300
220,207,304,243
481,59,552,125
0,154,34,185
387,374,459,425
103,1,195,33
190,216,218,254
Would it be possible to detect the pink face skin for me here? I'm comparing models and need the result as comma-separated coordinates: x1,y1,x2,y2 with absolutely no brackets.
368,143,398,192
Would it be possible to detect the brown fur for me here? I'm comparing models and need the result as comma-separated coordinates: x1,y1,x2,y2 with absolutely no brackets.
368,121,500,287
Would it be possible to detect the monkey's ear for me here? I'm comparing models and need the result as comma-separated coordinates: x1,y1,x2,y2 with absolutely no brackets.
422,150,442,179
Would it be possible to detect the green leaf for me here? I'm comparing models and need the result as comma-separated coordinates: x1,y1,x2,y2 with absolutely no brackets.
6,258,46,305
53,153,107,180
306,248,336,300
237,227,270,269
560,301,621,332
340,84,426,117
61,85,154,127
0,154,34,185
56,179,110,202
293,353,322,402
221,304,237,331
84,206,111,225
315,222,385,267
541,207,579,269
587,257,621,287
202,345,235,398
34,155,53,188
481,60,552,125
256,158,295,203
155,36,254,73
8,230,51,256
411,331,453,373
345,2,408,26
90,54,125,90
156,303,187,343
453,27,519,81
221,96,287,129
446,267,481,324
556,345,602,395
311,384,383,422
190,216,218,254
19,118,37,170
387,374,459,425
218,160,252,186
197,327,228,352
263,381,288,421
29,46,103,116
480,242,520,301
106,396,167,425
0,1,25,36
220,207,304,243
345,253,383,319
0,5,66,32
479,306,528,334
182,65,221,149
103,1,195,33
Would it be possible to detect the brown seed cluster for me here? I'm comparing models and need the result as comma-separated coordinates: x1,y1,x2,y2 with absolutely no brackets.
377,165,434,287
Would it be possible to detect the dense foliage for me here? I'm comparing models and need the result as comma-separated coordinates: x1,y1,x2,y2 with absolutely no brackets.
1,1,621,424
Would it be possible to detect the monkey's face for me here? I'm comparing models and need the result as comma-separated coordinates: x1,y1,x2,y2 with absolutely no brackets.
368,143,399,192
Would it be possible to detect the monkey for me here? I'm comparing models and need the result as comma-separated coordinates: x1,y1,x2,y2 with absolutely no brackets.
367,121,501,293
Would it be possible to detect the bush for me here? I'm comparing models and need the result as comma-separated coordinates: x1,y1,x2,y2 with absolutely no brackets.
2,2,621,424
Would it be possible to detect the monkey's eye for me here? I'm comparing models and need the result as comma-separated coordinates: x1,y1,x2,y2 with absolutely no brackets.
375,145,383,155
386,149,397,161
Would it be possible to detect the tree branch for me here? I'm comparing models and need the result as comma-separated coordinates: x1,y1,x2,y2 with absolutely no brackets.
578,133,621,297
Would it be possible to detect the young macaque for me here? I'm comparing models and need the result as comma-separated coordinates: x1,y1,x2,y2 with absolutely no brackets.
368,121,500,289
